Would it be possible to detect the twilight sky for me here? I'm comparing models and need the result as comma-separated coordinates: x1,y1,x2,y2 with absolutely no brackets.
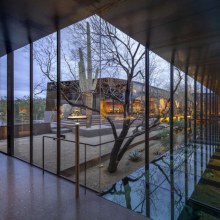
0,15,203,99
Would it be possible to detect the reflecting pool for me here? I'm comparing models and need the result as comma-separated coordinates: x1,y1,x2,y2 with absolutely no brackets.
102,144,220,220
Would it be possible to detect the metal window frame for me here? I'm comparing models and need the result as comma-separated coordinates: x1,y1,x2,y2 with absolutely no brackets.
200,79,204,175
7,52,14,156
205,86,208,164
170,51,175,220
184,61,189,202
193,71,197,185
145,45,150,218
30,42,33,164
57,30,61,175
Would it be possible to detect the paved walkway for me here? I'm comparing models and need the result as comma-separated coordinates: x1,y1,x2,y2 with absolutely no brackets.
0,153,149,220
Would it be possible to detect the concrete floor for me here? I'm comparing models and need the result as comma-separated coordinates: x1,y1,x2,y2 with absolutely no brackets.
0,153,148,220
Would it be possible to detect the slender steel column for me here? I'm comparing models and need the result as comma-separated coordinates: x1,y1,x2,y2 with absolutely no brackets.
170,51,175,220
217,94,218,144
216,94,218,144
170,54,174,166
57,30,61,175
193,76,197,142
205,86,208,142
213,91,215,150
215,94,217,144
7,52,14,156
211,91,215,151
215,93,217,148
216,94,218,142
75,123,80,198
215,92,217,146
30,43,33,164
213,92,216,147
184,51,190,202
216,94,218,145
145,47,150,167
217,95,219,143
214,93,216,148
193,73,197,185
217,94,219,143
211,90,213,154
213,93,216,146
209,87,211,155
184,70,188,202
200,82,203,175
200,81,203,141
145,46,150,218
207,88,209,159
205,86,208,164
184,60,189,146
216,95,219,142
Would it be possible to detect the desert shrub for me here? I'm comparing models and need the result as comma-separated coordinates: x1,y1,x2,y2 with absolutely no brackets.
128,150,142,162
154,129,169,139
174,120,184,131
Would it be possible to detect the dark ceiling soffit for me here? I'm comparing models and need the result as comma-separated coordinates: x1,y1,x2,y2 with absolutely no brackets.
0,0,121,57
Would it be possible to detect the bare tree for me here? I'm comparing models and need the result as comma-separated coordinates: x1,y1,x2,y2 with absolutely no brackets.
34,15,182,173
33,34,57,82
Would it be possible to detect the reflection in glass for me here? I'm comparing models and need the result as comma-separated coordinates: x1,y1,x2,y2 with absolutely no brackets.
14,46,30,162
33,33,57,173
57,15,149,191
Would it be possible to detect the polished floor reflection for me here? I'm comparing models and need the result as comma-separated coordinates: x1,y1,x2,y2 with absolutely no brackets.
102,143,220,220
0,153,148,220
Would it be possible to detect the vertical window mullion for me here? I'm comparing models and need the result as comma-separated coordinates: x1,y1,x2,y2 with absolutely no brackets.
30,43,33,164
57,30,61,175
7,52,14,156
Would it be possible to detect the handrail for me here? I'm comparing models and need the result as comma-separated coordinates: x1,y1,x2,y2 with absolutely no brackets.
42,134,89,194
42,131,145,147
42,131,146,192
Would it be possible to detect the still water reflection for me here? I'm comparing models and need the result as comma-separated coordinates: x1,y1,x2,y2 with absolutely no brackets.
102,144,220,220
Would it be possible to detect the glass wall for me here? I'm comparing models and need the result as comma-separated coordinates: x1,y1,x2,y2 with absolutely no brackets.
0,55,7,153
59,18,102,190
99,18,147,191
59,16,148,191
207,88,212,161
0,12,219,220
149,55,170,157
14,47,30,161
173,68,185,149
187,75,194,144
196,81,201,140
33,33,57,173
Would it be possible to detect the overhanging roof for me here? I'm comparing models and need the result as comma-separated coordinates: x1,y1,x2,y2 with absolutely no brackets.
100,0,220,93
1,0,220,93
0,0,119,56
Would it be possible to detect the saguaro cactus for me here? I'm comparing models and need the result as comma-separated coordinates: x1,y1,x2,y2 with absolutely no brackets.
78,22,99,127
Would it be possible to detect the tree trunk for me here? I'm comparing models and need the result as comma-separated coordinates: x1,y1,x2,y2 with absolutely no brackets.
108,159,119,173
107,118,131,173
83,92,93,128
108,139,123,172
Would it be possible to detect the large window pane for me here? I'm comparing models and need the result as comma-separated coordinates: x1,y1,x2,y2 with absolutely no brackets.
187,75,194,144
99,19,146,191
33,33,57,173
59,16,149,192
173,68,185,148
14,47,30,161
149,56,170,155
59,17,102,190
